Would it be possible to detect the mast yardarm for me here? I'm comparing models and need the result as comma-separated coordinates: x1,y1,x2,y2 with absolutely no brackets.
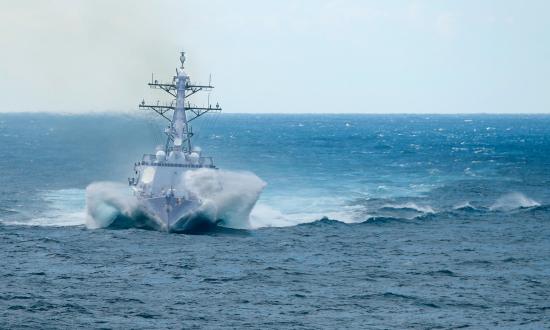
139,52,221,154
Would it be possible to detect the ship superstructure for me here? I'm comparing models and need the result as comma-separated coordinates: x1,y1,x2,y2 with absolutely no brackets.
129,52,221,232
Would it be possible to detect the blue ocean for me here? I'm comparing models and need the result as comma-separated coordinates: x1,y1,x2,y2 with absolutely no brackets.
0,113,549,328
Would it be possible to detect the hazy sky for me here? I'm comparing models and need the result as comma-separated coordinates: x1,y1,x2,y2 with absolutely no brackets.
0,0,548,113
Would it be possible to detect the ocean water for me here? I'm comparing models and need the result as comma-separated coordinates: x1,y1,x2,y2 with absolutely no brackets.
0,113,549,328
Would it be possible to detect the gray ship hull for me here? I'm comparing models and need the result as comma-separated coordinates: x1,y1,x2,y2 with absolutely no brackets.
137,195,217,233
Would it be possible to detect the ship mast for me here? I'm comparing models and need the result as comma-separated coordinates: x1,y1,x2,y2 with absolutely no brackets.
139,52,221,154
173,52,192,153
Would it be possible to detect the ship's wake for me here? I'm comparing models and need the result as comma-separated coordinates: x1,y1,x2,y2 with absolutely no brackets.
85,169,266,232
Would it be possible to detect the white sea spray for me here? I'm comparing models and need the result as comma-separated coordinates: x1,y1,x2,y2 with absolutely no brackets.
84,170,266,230
489,192,540,212
85,181,139,229
182,169,266,229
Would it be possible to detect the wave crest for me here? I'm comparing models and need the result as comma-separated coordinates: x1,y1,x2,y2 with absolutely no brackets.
489,192,540,212
183,169,266,229
85,182,139,229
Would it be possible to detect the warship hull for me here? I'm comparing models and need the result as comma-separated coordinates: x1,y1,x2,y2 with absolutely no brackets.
137,196,218,233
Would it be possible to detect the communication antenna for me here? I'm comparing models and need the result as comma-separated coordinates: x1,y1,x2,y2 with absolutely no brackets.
208,74,212,107
139,51,222,146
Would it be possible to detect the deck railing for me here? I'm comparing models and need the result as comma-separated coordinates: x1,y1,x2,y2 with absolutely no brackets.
139,154,215,168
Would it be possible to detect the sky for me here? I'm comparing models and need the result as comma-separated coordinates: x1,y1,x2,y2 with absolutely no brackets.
0,0,549,114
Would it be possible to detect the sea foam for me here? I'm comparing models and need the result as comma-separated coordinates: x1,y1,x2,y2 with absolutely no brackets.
86,182,139,229
489,192,540,212
85,169,266,230
182,169,266,229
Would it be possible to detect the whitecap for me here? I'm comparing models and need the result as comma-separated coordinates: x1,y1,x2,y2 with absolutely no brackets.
380,202,435,214
21,189,86,227
489,192,540,212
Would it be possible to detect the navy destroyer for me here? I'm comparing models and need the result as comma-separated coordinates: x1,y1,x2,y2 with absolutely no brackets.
128,52,223,232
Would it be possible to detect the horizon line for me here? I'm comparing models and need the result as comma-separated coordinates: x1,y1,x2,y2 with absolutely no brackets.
1,111,550,116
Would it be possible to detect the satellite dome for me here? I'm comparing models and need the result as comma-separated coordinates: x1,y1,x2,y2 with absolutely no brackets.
189,152,200,164
155,150,166,162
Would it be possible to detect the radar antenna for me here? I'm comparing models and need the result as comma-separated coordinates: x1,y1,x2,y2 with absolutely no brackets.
138,51,222,154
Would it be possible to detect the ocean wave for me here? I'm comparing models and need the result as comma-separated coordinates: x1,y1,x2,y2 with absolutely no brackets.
3,189,86,227
379,202,435,214
489,192,540,212
249,201,361,228
527,204,550,212
85,182,140,229
4,183,547,232
295,214,428,228
184,169,266,229
425,269,458,277
0,207,19,216
295,217,348,227
350,292,440,309
452,202,483,212
361,216,410,224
